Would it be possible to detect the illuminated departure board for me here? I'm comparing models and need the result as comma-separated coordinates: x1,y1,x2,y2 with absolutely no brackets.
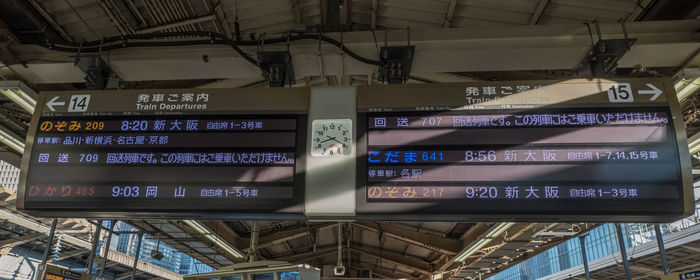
356,79,693,221
18,88,308,218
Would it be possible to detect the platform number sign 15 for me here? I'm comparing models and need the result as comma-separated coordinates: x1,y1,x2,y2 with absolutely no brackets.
67,95,90,112
607,83,634,103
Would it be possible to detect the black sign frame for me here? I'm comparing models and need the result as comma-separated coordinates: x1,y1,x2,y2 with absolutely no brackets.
17,88,309,219
354,78,694,222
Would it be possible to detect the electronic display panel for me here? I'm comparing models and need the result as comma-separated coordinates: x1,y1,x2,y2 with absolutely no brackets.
356,79,693,222
17,88,308,219
43,265,90,280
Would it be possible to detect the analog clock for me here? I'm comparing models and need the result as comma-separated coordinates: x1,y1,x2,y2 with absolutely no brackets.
311,119,352,156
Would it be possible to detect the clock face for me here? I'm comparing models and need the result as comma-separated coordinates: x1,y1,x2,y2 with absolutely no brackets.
311,119,352,156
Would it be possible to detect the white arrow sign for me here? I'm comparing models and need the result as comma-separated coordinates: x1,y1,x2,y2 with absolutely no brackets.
46,96,65,112
638,83,663,101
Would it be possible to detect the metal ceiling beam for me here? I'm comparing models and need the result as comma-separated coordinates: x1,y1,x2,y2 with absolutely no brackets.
639,0,700,21
370,0,378,30
452,223,542,278
349,244,432,275
271,244,340,263
97,0,133,35
356,259,419,279
8,19,699,84
463,224,537,267
680,244,700,253
0,20,23,66
628,264,664,277
212,1,232,37
25,0,73,41
352,222,462,255
343,0,352,30
54,248,90,261
251,222,336,250
436,223,492,272
0,210,181,279
130,220,225,268
626,0,654,22
0,232,43,252
290,0,303,25
460,223,491,243
443,0,458,28
137,15,216,34
0,210,91,248
116,270,145,279
168,221,235,266
202,220,247,248
481,232,570,279
0,106,29,131
529,0,550,25
369,268,417,280
124,0,147,28
350,241,428,264
669,257,700,273
0,147,21,167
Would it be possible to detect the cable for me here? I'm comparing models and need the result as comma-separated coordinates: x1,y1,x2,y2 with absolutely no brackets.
31,31,382,67
33,33,259,66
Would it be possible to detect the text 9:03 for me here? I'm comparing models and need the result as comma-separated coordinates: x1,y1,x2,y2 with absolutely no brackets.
112,186,140,197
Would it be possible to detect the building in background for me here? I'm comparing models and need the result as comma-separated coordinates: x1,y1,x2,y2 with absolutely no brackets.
0,164,214,276
177,252,216,275
112,221,213,275
488,185,700,280
489,224,623,280
0,160,19,191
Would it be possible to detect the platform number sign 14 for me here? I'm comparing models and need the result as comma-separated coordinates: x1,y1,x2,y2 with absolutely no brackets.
607,83,634,103
68,95,90,112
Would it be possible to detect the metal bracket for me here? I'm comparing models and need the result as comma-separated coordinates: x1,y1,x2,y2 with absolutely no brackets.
74,56,121,90
576,21,636,77
322,0,344,32
378,45,415,84
257,51,295,87
578,39,637,77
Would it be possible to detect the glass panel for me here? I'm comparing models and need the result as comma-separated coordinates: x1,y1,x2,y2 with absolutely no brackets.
252,273,274,280
280,271,301,280
222,276,243,280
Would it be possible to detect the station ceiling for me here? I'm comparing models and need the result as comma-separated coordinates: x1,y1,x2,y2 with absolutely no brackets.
0,1,699,280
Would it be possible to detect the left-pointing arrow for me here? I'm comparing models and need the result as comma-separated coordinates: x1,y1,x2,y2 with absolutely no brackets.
46,96,65,112
638,83,663,101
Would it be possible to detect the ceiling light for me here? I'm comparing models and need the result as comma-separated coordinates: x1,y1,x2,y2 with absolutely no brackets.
688,133,700,154
0,126,24,153
676,78,700,101
0,80,37,114
453,223,515,262
485,222,514,239
183,220,244,259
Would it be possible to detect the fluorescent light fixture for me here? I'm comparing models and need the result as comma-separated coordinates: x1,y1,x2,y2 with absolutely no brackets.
533,231,577,237
0,81,36,154
0,125,24,154
675,78,700,101
485,222,514,239
183,220,245,259
0,80,37,114
689,133,700,155
453,223,515,263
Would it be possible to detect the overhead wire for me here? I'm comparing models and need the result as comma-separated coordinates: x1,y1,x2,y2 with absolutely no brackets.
30,31,382,67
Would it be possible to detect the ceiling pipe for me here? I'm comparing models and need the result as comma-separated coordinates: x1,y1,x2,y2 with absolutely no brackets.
249,221,259,262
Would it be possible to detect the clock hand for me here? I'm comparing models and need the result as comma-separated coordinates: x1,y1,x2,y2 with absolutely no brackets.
330,138,345,145
320,136,337,143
